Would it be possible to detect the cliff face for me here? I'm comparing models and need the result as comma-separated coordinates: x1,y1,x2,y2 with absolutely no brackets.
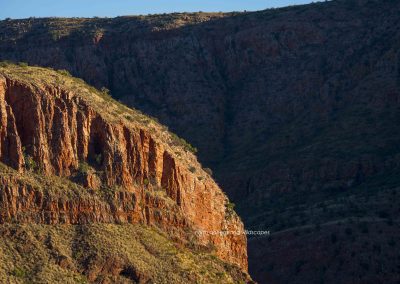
0,65,249,277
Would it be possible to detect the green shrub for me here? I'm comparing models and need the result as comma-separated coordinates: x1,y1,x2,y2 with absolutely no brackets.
22,147,37,171
24,155,37,171
78,162,90,175
184,143,198,154
124,114,134,122
18,62,28,67
100,87,110,96
57,69,72,77
0,60,12,67
224,202,236,218
94,153,102,165
170,133,197,153
100,186,115,201
11,267,26,278
226,202,235,211
189,166,196,173
204,168,213,176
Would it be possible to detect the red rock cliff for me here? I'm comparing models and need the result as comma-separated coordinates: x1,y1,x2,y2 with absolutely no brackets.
0,65,248,271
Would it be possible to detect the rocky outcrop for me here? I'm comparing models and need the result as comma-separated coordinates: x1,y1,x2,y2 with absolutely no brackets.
0,67,248,272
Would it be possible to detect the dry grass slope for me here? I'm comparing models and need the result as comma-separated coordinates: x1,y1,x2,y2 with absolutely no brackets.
0,223,247,283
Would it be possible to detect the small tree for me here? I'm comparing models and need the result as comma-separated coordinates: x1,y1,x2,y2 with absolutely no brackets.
100,87,110,96
22,147,37,171
57,69,72,77
18,62,28,67
24,155,37,171
204,167,213,176
226,202,235,211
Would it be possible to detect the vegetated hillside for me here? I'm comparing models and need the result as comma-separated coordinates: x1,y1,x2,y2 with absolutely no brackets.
248,182,400,283
1,0,400,282
0,223,247,283
0,64,252,283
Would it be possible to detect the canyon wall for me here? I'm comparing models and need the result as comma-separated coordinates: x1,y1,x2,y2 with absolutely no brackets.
0,67,248,272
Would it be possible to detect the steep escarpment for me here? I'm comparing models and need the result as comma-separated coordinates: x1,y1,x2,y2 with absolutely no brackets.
0,64,250,282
